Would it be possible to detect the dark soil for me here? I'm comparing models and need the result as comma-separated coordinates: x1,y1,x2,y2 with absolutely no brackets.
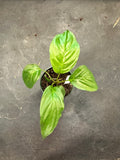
40,67,73,96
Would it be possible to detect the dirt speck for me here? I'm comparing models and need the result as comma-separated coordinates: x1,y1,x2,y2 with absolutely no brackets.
80,18,83,21
34,34,37,36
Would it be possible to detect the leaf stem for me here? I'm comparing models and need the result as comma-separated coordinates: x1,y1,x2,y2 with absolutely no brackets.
57,80,69,84
57,73,60,80
41,69,55,82
52,81,55,86
41,68,69,85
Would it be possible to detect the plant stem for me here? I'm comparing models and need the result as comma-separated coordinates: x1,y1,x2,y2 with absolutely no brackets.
52,81,55,86
41,69,55,82
56,73,60,81
57,80,70,84
45,72,54,81
41,68,69,86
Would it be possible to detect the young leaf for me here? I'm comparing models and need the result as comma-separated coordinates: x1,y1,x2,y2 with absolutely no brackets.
69,65,98,91
44,74,51,82
40,85,65,139
49,30,80,74
22,64,41,88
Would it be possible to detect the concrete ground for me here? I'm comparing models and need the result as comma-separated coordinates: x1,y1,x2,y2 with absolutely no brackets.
0,0,120,160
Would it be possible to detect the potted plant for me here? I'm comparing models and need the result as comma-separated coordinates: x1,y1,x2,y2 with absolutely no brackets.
22,30,98,139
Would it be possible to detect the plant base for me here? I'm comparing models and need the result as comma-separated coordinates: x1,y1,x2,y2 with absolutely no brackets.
40,67,73,96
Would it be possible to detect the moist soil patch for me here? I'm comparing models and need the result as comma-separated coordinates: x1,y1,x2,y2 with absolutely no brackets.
40,67,73,96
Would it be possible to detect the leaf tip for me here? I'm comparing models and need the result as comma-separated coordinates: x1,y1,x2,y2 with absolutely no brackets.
41,134,47,140
90,83,99,92
41,128,49,139
95,84,99,91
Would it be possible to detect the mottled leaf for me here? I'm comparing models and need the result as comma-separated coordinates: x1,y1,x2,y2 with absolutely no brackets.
69,65,98,91
40,85,65,138
22,64,41,88
50,30,80,73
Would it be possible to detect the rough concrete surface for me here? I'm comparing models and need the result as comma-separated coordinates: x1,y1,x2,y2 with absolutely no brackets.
0,0,120,160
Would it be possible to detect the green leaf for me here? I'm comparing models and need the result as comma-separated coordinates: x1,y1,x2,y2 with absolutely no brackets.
22,64,41,88
49,30,80,74
40,85,65,139
69,65,98,91
44,74,51,83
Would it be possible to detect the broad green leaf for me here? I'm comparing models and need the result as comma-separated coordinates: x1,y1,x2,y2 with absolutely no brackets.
69,65,98,91
40,85,65,139
22,64,41,88
49,30,80,74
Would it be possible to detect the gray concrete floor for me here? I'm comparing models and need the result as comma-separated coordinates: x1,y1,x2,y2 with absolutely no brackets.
0,0,120,160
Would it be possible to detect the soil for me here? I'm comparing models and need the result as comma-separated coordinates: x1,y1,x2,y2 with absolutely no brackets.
40,67,73,96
